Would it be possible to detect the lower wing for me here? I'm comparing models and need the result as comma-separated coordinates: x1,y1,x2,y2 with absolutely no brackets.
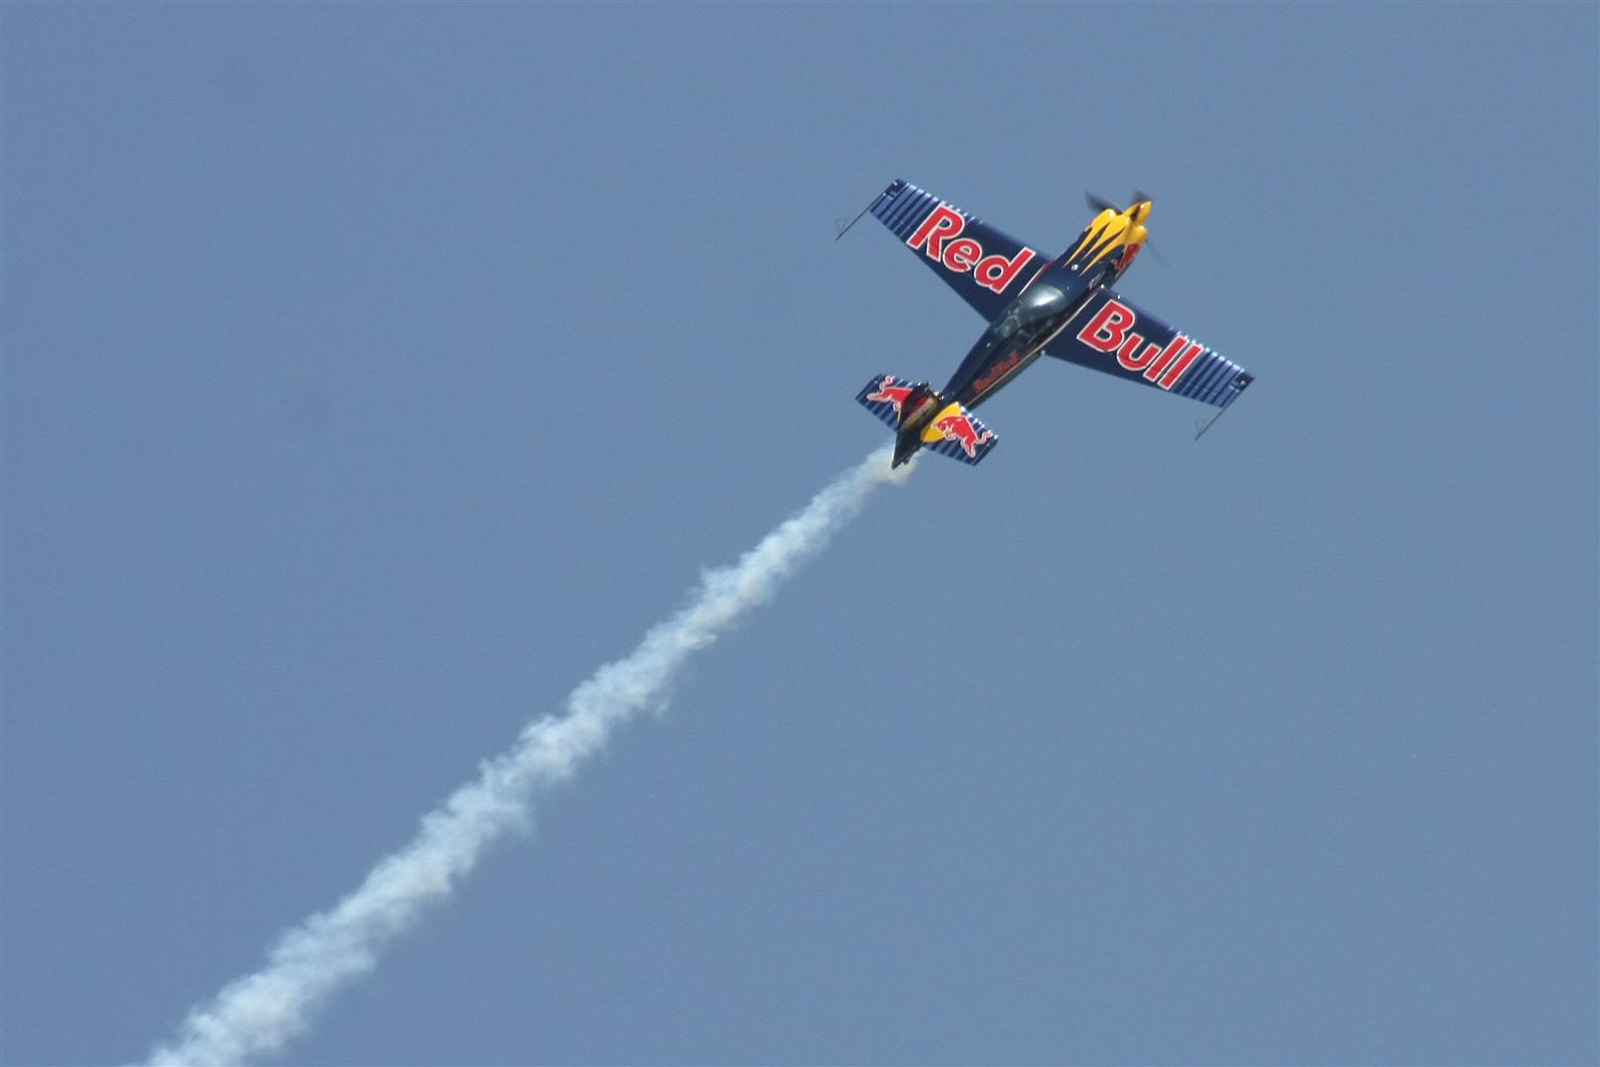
865,180,1050,323
1043,287,1254,410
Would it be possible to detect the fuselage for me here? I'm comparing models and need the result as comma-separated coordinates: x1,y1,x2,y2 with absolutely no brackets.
943,201,1151,410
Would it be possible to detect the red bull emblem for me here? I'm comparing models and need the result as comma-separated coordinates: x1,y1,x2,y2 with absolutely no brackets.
1076,298,1203,390
907,205,1038,296
934,411,994,459
864,376,915,414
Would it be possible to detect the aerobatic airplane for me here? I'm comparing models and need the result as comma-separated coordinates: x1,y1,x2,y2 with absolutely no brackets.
844,180,1254,467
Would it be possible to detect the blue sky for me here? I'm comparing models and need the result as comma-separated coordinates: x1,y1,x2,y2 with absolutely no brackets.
3,4,1596,1064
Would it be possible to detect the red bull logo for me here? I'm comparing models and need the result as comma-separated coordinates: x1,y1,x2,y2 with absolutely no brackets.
969,349,1024,398
864,376,915,414
907,205,1038,296
1076,298,1203,390
933,410,994,459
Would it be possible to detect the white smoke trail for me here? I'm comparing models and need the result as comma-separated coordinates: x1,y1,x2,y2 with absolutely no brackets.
147,447,909,1066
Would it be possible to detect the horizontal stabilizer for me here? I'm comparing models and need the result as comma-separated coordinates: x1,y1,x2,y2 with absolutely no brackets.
856,375,998,466
856,374,920,430
919,399,999,465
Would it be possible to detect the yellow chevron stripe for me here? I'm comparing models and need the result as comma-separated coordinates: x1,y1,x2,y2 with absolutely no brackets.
1067,201,1152,273
1082,215,1132,267
1066,209,1117,262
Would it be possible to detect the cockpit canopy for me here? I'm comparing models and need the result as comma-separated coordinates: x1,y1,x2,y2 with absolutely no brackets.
992,280,1074,350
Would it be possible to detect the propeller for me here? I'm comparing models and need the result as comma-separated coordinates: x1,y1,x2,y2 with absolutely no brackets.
1084,190,1166,266
1086,191,1119,214
1086,190,1152,215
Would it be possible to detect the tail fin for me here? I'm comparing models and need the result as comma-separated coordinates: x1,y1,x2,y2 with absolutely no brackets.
855,374,999,466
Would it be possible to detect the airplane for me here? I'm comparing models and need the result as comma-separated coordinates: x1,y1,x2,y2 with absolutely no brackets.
842,179,1254,467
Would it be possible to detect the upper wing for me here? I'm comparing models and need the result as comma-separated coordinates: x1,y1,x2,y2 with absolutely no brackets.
867,179,1050,322
1042,286,1255,409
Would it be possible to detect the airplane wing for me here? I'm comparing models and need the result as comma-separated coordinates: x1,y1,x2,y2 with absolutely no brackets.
867,179,1050,322
1043,286,1254,410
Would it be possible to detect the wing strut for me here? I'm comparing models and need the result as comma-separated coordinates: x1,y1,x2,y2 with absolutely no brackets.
1195,399,1239,439
1195,372,1256,439
835,195,878,241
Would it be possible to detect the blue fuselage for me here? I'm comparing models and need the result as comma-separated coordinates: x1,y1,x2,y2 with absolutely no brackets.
943,253,1118,410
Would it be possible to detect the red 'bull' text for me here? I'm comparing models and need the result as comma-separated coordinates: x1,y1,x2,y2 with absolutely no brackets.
1076,298,1203,390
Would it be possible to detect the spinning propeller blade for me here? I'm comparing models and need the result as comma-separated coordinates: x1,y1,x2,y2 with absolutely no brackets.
1086,192,1118,214
1085,190,1164,266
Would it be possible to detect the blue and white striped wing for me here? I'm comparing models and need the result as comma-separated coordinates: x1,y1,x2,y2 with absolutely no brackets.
867,180,1050,323
1041,286,1254,410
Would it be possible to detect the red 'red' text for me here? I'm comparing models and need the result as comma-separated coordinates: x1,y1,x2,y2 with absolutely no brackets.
907,205,1037,296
